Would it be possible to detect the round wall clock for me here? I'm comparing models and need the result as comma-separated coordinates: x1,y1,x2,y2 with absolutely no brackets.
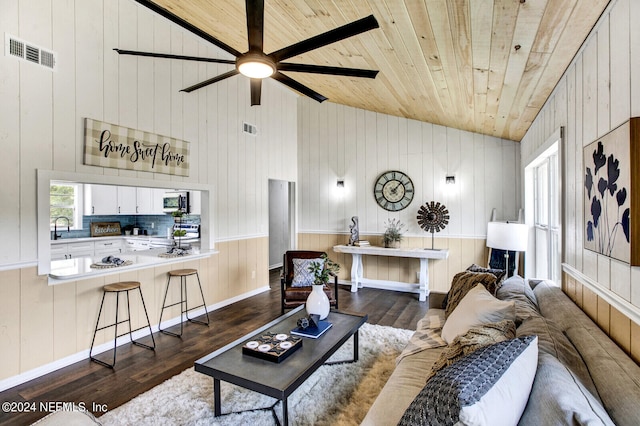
373,170,415,211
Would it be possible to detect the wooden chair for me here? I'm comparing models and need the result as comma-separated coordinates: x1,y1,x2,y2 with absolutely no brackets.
280,250,338,315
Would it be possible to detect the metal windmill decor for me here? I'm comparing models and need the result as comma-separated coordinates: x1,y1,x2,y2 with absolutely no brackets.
417,201,450,249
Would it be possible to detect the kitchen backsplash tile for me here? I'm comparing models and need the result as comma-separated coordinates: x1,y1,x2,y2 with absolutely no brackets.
52,214,200,240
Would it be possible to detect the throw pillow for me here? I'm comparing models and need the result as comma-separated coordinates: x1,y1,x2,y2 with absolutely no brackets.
441,284,516,344
399,336,538,426
426,319,516,382
466,264,507,286
444,271,498,318
496,275,540,324
518,353,615,426
291,258,324,287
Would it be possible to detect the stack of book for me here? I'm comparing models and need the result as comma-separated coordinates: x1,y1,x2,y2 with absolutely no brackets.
355,240,370,246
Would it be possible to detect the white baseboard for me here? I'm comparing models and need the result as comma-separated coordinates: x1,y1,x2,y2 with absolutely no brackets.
0,285,270,393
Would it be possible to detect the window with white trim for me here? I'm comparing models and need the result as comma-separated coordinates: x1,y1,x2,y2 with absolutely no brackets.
50,182,83,230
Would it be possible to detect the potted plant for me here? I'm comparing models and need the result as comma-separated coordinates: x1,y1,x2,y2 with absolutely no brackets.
308,254,340,285
306,254,340,320
173,229,186,248
172,209,184,223
383,218,406,248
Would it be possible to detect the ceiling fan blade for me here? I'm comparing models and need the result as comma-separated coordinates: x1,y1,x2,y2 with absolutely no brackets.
114,49,235,65
278,63,379,78
181,69,239,93
246,0,264,52
269,15,379,62
272,71,327,103
134,0,242,58
250,78,262,106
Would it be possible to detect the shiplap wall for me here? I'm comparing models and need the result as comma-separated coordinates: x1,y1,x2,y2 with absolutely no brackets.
297,98,521,239
0,0,298,267
0,0,297,384
520,0,640,324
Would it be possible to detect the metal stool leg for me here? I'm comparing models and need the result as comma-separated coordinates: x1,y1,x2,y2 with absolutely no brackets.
185,271,209,326
89,291,107,365
159,274,185,337
135,286,156,350
90,291,120,369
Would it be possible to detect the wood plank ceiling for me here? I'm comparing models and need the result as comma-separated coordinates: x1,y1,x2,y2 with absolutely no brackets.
147,0,610,142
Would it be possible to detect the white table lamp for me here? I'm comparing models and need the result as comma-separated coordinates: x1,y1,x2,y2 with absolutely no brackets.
486,221,528,276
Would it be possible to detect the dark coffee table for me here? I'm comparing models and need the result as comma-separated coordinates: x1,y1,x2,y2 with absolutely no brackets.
194,307,368,425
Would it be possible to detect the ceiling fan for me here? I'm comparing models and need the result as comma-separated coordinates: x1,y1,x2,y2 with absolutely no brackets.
115,0,380,106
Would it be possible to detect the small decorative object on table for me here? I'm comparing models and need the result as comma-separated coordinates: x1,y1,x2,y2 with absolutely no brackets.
242,332,302,363
417,201,449,249
291,314,333,339
383,218,406,248
349,216,360,246
306,254,340,320
90,255,133,269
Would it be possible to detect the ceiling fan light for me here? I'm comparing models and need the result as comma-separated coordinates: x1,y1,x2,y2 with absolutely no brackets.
237,55,275,79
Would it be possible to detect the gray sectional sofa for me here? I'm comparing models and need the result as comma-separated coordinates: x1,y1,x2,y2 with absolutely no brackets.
362,276,640,425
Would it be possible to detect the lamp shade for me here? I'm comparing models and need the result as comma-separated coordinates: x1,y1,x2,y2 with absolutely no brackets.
486,221,528,252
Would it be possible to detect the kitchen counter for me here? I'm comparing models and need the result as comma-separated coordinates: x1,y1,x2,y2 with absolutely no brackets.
48,247,216,285
50,235,164,244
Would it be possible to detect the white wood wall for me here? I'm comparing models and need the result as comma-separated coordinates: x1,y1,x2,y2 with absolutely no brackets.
297,98,521,239
0,0,297,384
520,0,640,316
0,0,298,268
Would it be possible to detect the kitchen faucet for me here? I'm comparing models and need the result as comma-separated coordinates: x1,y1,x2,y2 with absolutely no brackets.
53,216,70,240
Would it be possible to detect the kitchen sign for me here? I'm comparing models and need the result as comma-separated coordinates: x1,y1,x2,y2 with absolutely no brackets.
84,118,190,176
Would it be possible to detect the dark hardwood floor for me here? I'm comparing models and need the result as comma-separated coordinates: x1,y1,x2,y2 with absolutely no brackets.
0,271,430,425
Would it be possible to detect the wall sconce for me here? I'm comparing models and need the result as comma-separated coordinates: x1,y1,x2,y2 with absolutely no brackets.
445,175,456,184
336,179,345,188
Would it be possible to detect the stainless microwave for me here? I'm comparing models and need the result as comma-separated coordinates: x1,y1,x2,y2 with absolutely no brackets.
163,191,189,213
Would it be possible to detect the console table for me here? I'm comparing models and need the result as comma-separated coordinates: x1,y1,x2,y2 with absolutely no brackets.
333,245,449,301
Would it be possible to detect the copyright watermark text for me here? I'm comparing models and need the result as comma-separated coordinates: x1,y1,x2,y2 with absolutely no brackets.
2,401,108,414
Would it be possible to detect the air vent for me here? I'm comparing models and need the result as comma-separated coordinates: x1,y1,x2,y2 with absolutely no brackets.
5,33,57,71
243,122,257,136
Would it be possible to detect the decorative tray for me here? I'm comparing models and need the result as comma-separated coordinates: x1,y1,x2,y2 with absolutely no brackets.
242,332,302,363
90,260,133,269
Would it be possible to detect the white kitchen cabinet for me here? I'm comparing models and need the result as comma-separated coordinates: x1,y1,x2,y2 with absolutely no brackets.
51,241,95,260
125,238,152,251
94,239,123,256
117,186,137,214
50,243,69,261
136,188,165,214
67,241,94,258
86,184,118,215
189,190,202,215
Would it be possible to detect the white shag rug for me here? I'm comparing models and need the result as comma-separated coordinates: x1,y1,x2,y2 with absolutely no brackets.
98,322,413,426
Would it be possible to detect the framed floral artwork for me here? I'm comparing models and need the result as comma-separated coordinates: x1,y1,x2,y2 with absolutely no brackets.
583,118,640,265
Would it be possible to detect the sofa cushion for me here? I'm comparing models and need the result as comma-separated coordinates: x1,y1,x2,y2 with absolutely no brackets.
427,319,516,382
442,284,516,344
291,257,323,287
361,341,446,426
516,315,599,399
566,326,640,426
518,353,615,426
444,271,498,318
496,275,540,324
399,336,538,426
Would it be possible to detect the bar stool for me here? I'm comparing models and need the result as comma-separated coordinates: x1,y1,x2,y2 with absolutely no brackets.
158,268,210,337
89,281,155,368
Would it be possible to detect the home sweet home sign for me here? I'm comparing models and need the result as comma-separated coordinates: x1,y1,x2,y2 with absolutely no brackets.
84,118,190,176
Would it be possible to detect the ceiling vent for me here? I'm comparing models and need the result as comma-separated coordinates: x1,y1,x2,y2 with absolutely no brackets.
5,33,57,71
243,122,257,136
